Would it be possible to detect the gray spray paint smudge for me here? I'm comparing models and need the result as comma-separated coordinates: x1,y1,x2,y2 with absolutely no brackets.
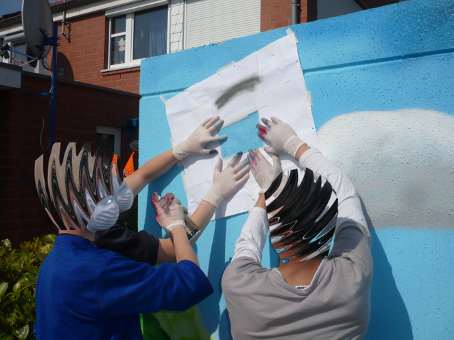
215,76,261,109
318,109,454,228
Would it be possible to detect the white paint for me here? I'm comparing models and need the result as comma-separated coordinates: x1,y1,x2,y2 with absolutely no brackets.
318,109,454,228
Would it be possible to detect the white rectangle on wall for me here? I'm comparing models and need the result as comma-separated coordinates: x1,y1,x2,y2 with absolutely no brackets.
185,0,261,49
164,32,318,218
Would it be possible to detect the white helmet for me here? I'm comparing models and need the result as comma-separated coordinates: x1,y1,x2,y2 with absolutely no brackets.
34,143,134,233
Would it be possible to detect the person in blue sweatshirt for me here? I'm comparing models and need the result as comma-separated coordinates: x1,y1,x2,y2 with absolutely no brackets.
33,116,250,340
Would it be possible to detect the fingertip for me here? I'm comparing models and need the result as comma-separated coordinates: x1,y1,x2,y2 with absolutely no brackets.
261,117,270,126
219,135,228,143
165,193,174,203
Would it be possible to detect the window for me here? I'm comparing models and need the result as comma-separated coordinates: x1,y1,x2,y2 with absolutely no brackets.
110,16,127,65
185,0,260,49
96,127,122,156
108,5,168,68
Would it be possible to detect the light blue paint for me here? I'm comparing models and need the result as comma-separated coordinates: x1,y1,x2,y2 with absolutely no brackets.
139,1,454,339
220,112,263,157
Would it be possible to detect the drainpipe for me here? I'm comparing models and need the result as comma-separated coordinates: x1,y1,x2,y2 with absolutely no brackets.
291,0,301,24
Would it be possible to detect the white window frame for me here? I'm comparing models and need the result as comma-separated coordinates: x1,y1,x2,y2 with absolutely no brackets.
96,126,122,156
106,0,170,70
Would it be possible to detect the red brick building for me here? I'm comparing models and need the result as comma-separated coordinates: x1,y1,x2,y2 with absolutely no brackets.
0,0,397,94
0,0,397,243
0,65,139,243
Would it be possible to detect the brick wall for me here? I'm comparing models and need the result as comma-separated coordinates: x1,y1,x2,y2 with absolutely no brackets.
261,0,317,32
0,72,139,244
55,13,140,94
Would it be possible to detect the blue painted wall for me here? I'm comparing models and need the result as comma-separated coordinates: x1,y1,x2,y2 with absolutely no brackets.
139,1,454,339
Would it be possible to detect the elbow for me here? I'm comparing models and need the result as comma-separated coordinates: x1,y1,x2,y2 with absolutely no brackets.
174,261,213,309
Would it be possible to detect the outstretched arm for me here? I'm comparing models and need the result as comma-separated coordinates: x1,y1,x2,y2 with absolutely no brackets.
157,153,250,263
157,201,217,263
230,148,281,263
257,117,371,271
153,193,199,264
257,117,368,234
124,116,227,195
124,150,178,195
231,194,268,263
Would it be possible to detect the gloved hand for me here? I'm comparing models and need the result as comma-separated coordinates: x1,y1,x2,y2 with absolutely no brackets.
204,153,250,207
173,116,227,160
257,117,305,158
151,193,186,232
248,149,282,193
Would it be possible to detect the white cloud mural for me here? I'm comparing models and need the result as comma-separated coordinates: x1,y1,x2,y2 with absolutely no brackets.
318,109,454,228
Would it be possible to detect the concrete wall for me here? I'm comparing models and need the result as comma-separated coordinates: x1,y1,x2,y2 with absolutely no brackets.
139,1,454,339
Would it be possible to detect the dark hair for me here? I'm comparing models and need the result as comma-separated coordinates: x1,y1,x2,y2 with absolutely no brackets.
265,168,338,261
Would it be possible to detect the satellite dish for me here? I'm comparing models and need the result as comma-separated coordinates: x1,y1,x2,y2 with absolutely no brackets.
21,0,59,146
22,0,53,60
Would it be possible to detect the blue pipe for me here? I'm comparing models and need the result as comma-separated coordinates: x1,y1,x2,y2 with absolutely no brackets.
49,22,58,147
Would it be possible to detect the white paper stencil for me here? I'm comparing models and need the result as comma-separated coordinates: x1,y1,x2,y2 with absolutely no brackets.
164,31,319,218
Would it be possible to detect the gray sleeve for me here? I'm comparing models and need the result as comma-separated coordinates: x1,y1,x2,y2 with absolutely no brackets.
298,148,372,272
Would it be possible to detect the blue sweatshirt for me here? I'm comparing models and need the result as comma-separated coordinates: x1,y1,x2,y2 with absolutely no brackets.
35,234,213,340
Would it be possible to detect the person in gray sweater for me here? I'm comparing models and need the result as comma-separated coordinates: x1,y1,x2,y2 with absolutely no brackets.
222,117,372,340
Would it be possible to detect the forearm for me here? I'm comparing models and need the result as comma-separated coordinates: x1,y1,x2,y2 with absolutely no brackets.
157,198,217,263
232,194,268,263
295,145,368,234
124,150,178,194
190,200,216,231
157,239,176,263
295,144,349,198
170,226,199,265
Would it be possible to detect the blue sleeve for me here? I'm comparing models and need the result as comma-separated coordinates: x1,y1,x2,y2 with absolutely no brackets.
98,255,213,317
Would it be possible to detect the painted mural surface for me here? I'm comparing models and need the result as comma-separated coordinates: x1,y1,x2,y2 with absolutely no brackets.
139,1,454,339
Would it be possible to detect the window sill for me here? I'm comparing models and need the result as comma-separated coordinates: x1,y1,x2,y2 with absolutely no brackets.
101,63,141,74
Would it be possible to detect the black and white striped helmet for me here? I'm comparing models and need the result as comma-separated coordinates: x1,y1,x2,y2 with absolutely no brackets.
265,168,338,262
34,143,134,233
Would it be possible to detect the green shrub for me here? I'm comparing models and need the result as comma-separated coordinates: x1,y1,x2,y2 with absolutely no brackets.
0,235,55,340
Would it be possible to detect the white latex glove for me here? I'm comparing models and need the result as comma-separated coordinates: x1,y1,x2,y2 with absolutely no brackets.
204,153,250,207
173,116,227,160
248,149,282,193
257,117,305,158
151,193,186,232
